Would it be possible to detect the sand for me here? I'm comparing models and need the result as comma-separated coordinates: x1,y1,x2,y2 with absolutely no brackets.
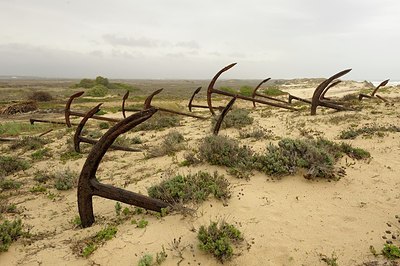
1,84,399,266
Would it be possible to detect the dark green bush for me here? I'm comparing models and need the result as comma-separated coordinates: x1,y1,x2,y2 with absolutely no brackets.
0,219,23,252
198,135,254,170
133,113,181,131
339,125,400,139
10,136,48,151
147,171,230,204
262,86,286,96
198,221,243,262
0,156,30,177
211,109,253,130
254,138,370,180
87,85,108,97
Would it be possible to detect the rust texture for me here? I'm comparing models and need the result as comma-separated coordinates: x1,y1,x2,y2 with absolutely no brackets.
251,78,288,107
29,118,73,126
358,79,390,102
78,107,170,228
73,104,141,153
206,63,298,116
310,69,353,115
187,87,225,112
213,97,237,135
65,91,120,127
123,88,208,120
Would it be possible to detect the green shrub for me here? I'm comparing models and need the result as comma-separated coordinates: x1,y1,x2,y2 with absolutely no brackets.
146,131,185,158
82,243,97,258
148,171,230,204
31,148,52,161
198,135,254,170
54,169,78,190
239,86,253,97
60,151,83,162
211,108,253,130
198,220,243,262
98,122,110,129
263,86,286,96
219,86,237,94
0,218,23,252
76,78,96,88
0,178,22,190
254,138,370,180
339,125,400,139
87,85,108,97
133,113,181,131
0,156,29,177
10,136,48,151
382,244,400,259
138,254,153,266
95,226,117,241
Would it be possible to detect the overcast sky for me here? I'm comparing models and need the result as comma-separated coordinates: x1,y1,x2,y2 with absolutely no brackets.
0,0,399,80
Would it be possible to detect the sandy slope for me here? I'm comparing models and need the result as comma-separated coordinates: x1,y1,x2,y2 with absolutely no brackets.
1,85,399,266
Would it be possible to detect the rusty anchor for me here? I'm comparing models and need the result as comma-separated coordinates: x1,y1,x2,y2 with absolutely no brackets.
73,103,142,153
78,107,171,228
358,79,390,102
206,63,298,116
310,69,354,115
187,87,225,112
288,80,342,105
251,78,289,108
29,118,76,126
213,97,237,135
122,89,208,120
65,91,121,127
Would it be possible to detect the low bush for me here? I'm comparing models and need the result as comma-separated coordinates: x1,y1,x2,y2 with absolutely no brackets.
382,244,400,259
198,135,254,170
31,148,52,161
54,169,78,190
339,124,400,139
0,156,30,177
147,171,230,204
133,113,181,131
254,138,370,180
198,220,243,262
146,131,185,158
0,218,23,252
10,136,48,151
0,178,22,190
87,85,108,97
28,91,53,102
211,108,253,130
262,86,286,96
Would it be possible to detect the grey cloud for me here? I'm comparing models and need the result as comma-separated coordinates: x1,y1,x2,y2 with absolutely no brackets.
103,34,162,48
175,41,200,49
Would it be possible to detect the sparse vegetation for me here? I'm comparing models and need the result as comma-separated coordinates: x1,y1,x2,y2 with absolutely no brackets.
339,124,400,139
79,225,118,258
254,138,370,180
262,86,286,96
0,178,22,190
31,148,52,161
98,122,110,129
60,150,83,162
138,254,153,266
146,131,185,158
382,244,400,259
198,220,243,262
0,218,23,252
87,84,109,97
0,156,30,177
148,171,230,204
211,108,253,130
320,252,339,266
28,91,53,102
54,169,78,190
198,135,254,170
10,136,48,151
133,113,181,131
